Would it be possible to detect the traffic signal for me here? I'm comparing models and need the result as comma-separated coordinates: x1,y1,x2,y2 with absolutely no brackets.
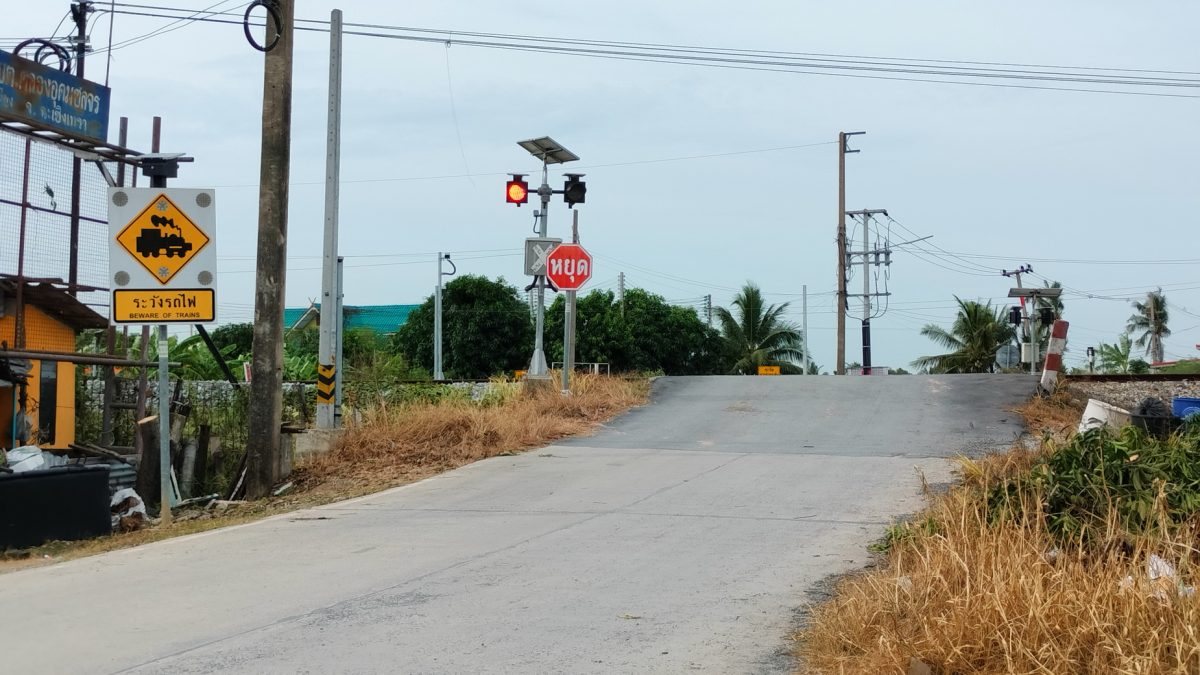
506,174,529,206
563,173,586,208
1039,307,1056,325
1008,306,1023,325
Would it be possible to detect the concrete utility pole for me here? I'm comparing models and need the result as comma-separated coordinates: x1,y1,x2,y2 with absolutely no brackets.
846,208,889,375
618,272,626,316
836,131,864,375
434,253,455,380
247,0,295,499
1002,265,1035,375
316,8,343,429
802,284,810,375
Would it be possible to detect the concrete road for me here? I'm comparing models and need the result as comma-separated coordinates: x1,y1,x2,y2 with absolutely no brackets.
0,375,1032,674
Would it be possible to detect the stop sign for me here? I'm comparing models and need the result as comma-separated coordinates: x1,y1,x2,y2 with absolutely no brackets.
545,243,592,291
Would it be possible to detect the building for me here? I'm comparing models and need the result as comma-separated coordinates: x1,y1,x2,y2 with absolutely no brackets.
283,303,419,336
0,280,107,449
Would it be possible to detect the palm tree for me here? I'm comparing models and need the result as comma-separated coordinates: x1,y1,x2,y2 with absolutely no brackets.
1127,289,1170,365
912,297,1016,373
715,283,805,374
1095,334,1150,374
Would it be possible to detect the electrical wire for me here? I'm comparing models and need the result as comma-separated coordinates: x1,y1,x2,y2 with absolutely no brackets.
98,5,1200,98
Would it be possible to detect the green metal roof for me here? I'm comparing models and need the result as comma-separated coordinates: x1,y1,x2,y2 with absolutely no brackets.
283,304,418,334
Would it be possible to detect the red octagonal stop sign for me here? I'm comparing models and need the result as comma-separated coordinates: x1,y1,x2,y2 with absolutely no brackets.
545,243,592,291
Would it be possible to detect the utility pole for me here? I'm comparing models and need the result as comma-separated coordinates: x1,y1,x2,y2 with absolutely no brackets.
434,252,455,380
618,272,626,316
836,131,864,375
67,2,91,295
802,284,810,375
316,8,342,429
1002,265,1035,375
247,0,295,499
846,208,889,375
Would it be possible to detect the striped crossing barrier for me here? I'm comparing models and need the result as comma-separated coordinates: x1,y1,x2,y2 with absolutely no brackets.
1040,320,1069,393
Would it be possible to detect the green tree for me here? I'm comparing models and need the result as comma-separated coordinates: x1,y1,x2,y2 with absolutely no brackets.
1127,288,1170,365
546,288,729,374
715,282,805,374
210,322,254,358
392,275,533,379
912,297,1016,373
1096,334,1151,374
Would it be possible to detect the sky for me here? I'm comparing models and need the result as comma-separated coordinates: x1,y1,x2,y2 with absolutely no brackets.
5,1,1200,372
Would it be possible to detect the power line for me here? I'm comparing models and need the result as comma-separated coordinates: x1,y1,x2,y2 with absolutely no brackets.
98,4,1200,98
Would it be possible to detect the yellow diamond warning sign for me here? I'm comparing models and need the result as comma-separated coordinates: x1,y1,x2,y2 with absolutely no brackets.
115,193,210,285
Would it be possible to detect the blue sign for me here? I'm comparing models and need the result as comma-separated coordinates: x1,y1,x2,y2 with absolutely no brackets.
0,49,111,142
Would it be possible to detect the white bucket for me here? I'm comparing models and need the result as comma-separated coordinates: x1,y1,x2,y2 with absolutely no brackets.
1078,398,1131,433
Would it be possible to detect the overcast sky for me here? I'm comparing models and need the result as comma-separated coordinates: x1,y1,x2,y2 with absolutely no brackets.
7,1,1200,371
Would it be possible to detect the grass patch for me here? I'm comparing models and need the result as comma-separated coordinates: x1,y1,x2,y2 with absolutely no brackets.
298,374,648,489
798,391,1200,674
4,375,648,572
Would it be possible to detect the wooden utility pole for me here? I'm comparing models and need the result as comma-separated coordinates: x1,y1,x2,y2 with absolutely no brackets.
836,131,863,375
247,0,295,498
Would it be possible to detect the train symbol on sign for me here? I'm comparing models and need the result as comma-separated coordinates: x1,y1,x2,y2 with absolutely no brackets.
136,215,193,258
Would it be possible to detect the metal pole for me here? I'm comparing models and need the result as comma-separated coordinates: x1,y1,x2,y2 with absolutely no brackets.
561,210,580,393
146,125,174,523
67,2,89,297
529,162,551,378
435,252,444,380
247,0,295,498
335,256,344,425
802,284,810,375
836,132,847,375
14,138,31,350
157,325,172,523
316,8,342,429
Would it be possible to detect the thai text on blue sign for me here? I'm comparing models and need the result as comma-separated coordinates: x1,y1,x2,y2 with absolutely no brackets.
0,49,111,142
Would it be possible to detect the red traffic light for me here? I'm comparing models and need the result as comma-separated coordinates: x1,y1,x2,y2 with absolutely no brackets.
506,177,529,205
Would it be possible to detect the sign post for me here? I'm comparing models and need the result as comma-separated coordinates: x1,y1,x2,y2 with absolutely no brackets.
108,179,215,524
545,240,592,393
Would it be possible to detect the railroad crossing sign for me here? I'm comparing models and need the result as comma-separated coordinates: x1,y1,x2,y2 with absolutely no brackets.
108,187,218,323
524,237,562,276
545,243,592,291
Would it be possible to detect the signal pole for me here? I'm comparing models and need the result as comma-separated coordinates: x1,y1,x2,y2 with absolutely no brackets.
247,0,295,498
836,131,864,375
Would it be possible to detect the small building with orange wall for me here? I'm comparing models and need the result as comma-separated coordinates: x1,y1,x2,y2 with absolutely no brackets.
1,280,108,450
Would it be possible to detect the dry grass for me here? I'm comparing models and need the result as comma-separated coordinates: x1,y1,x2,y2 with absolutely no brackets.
297,374,647,488
3,375,648,572
798,389,1200,674
800,483,1200,674
1016,388,1085,441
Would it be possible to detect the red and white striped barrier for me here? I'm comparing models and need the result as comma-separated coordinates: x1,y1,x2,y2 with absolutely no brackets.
1040,320,1069,392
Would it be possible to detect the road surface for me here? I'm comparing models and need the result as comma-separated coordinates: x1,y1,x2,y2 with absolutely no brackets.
0,375,1032,674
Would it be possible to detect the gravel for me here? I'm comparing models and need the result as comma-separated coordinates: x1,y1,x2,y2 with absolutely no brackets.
1072,379,1200,413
